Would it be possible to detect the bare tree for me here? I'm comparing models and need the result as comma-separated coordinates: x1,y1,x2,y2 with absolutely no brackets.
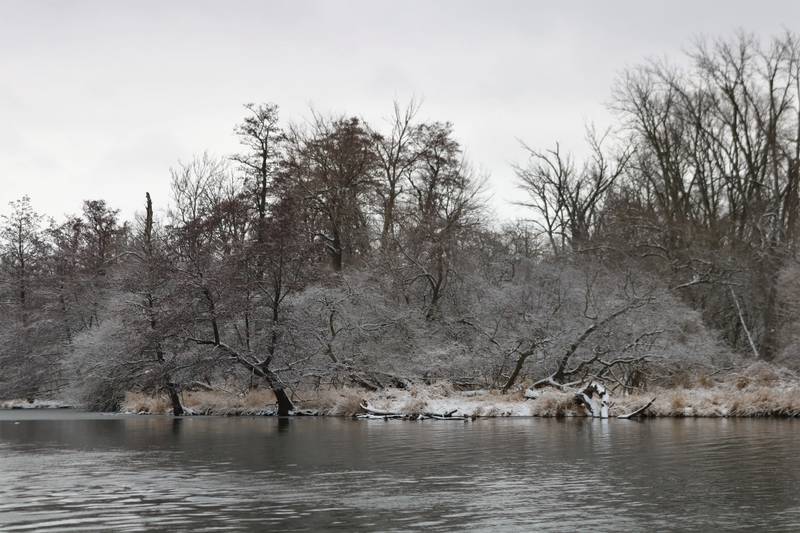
286,114,378,271
399,122,485,320
369,100,422,250
232,102,283,241
612,31,800,359
132,192,184,415
515,127,632,255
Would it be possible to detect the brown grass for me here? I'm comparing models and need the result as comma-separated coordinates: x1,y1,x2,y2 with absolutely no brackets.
122,389,279,415
120,363,800,418
608,378,800,417
669,391,687,413
528,389,576,417
122,392,171,414
183,389,276,415
400,398,429,415
696,374,714,388
302,387,364,416
241,389,276,408
426,381,455,398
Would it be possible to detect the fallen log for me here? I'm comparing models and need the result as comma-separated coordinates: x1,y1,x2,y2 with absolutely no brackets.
427,414,470,421
290,408,320,416
359,402,398,416
431,408,459,418
618,397,656,419
424,408,469,421
356,413,405,420
358,402,468,420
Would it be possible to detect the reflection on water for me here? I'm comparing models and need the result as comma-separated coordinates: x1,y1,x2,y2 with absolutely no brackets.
1,410,799,532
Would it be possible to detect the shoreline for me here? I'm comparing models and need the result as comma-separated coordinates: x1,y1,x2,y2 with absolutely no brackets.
2,401,799,419
119,375,800,418
6,363,800,419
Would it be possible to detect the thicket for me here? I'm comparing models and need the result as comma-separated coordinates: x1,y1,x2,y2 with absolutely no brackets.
4,32,800,412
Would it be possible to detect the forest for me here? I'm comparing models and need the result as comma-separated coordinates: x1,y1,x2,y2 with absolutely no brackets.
3,32,800,415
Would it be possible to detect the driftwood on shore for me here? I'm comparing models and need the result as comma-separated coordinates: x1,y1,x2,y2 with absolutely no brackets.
618,397,656,419
357,402,470,421
574,382,610,418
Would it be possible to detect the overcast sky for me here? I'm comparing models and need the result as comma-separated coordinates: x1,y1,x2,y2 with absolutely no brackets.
2,1,799,222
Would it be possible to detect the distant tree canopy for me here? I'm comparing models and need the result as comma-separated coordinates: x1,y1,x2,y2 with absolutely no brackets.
5,31,800,410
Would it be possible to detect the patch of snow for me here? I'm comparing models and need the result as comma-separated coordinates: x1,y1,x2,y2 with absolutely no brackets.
0,399,71,409
523,388,540,400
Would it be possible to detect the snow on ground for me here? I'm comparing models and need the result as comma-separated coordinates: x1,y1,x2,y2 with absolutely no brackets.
360,385,581,417
0,399,71,409
107,362,800,418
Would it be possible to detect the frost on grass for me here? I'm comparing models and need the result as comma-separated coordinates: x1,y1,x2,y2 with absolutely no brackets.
115,362,800,418
122,389,278,416
0,399,71,409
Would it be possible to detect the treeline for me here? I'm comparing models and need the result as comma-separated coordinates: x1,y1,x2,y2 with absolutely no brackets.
3,32,799,412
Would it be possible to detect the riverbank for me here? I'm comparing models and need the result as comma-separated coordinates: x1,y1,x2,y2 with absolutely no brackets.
3,363,797,418
0,399,72,409
115,363,800,418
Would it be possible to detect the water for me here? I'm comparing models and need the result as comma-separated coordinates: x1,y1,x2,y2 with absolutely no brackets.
0,411,798,532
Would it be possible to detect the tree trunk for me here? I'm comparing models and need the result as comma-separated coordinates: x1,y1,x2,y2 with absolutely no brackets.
166,382,184,416
144,192,186,417
502,348,534,393
330,232,343,271
759,271,780,360
381,191,396,250
730,287,759,358
259,364,294,415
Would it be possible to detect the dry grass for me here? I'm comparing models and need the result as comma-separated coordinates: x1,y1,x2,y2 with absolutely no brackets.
736,376,751,390
121,389,278,415
696,374,714,388
241,389,276,408
528,389,577,417
119,363,800,418
745,361,790,384
122,392,172,414
608,375,800,417
669,391,687,413
301,387,364,416
425,381,455,398
481,406,500,417
328,392,365,417
182,389,277,415
508,390,528,402
727,386,800,417
400,398,429,415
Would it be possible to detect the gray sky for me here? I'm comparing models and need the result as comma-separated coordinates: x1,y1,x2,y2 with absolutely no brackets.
2,0,799,222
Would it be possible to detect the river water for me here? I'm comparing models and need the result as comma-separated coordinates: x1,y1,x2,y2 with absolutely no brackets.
0,410,798,532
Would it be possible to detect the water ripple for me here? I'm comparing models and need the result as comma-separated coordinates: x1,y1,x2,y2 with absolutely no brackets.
0,414,799,531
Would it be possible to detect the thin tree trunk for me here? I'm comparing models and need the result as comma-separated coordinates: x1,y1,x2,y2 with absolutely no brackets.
730,287,759,358
144,192,185,416
165,381,184,416
259,363,294,416
502,348,534,393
